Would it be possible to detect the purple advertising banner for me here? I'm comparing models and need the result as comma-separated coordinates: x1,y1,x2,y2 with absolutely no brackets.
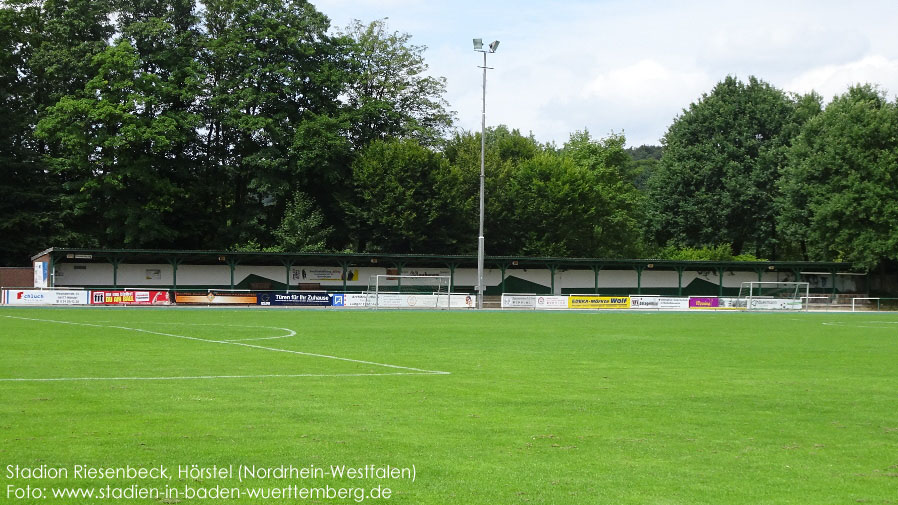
688,297,719,309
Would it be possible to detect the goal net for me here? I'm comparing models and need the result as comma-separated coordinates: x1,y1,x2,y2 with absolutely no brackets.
366,275,453,309
735,281,809,311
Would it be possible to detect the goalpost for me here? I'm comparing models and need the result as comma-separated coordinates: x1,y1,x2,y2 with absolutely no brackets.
736,281,809,311
366,274,455,310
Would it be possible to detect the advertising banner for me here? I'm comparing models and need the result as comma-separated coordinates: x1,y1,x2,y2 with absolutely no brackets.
658,297,690,310
450,294,477,308
90,290,171,305
535,296,569,309
291,267,359,282
33,262,48,288
689,297,719,309
376,294,446,308
502,294,536,309
568,295,630,309
174,292,257,304
334,293,372,307
332,293,474,309
3,289,88,305
257,292,331,306
718,298,741,309
748,298,802,310
629,296,660,309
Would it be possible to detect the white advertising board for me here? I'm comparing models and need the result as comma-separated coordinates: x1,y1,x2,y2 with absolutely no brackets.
334,293,474,309
3,289,88,305
629,296,660,309
748,298,803,310
718,297,741,309
337,293,373,307
377,294,446,308
535,295,568,309
449,294,477,308
502,295,536,309
657,297,690,310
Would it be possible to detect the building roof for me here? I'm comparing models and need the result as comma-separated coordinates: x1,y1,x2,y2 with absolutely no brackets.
32,247,854,273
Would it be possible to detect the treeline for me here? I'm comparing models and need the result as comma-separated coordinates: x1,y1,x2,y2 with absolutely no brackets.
2,1,897,274
1,0,453,262
650,77,898,272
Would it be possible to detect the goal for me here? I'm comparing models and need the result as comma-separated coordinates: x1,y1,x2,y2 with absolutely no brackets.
366,274,453,309
735,281,809,311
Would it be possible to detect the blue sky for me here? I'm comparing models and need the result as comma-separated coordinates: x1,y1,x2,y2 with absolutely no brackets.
314,0,898,147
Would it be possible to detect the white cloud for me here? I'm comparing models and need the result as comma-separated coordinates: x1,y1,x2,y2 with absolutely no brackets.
785,55,898,100
582,60,710,108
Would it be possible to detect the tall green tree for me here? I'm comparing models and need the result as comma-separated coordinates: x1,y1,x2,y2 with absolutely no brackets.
442,128,643,257
199,0,343,248
35,40,190,246
773,91,824,260
338,19,453,149
647,76,807,258
561,131,645,257
0,0,115,262
0,3,51,263
442,126,544,255
496,151,640,257
270,191,333,252
342,139,455,253
780,85,898,270
116,0,205,247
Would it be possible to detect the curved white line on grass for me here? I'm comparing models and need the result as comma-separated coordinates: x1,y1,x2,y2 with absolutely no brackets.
139,322,297,341
226,332,296,341
0,372,447,382
1,315,450,376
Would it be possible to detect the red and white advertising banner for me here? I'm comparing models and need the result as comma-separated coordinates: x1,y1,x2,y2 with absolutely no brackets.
90,290,171,305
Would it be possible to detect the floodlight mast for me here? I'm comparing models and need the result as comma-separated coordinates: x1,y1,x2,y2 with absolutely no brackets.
474,38,498,309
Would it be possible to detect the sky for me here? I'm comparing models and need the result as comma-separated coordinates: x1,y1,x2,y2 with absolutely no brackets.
313,0,898,147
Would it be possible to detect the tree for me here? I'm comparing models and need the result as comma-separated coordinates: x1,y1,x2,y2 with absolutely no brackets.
0,0,114,263
774,91,824,260
442,126,544,255
0,3,53,263
199,0,343,248
647,76,805,258
271,192,333,252
338,19,453,149
559,131,645,257
441,128,644,257
496,153,615,257
342,139,455,253
780,84,898,270
35,40,189,246
625,145,663,190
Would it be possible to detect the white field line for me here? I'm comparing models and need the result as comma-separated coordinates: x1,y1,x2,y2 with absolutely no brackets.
821,321,898,329
0,372,443,382
1,315,450,380
138,322,298,341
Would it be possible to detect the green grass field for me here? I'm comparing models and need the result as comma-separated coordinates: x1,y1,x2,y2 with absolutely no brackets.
2,307,897,504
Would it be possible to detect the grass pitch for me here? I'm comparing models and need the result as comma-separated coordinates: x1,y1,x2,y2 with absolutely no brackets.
1,308,897,504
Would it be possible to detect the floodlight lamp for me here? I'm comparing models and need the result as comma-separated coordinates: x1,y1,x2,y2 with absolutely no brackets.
473,38,483,50
489,40,500,52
